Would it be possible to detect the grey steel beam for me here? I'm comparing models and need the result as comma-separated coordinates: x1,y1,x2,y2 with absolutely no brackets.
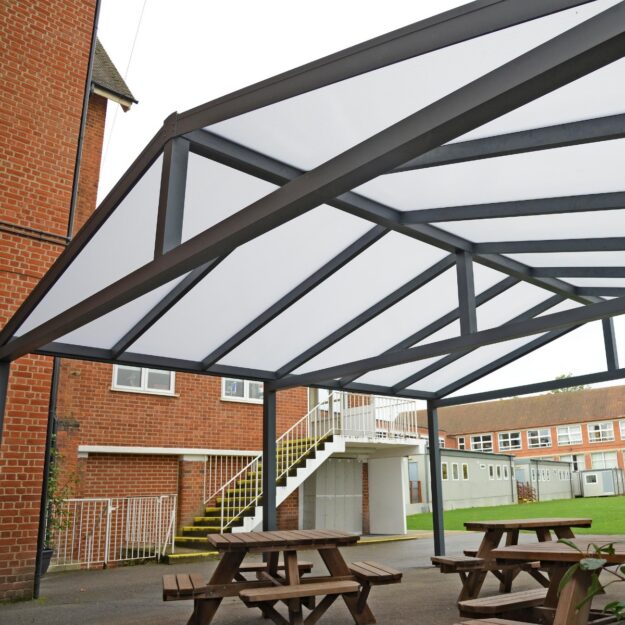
275,255,456,378
427,402,445,556
0,121,171,348
577,287,625,297
266,294,625,390
5,4,625,364
456,252,477,334
200,226,388,370
0,362,9,444
603,317,620,371
262,388,277,531
111,257,227,359
533,266,625,278
392,113,625,173
392,294,564,392
338,276,519,387
401,190,625,224
435,367,625,407
175,0,595,134
435,326,578,397
475,238,625,254
154,137,190,257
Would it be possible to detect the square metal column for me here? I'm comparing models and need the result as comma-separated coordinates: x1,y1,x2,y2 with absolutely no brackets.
262,387,277,530
427,401,445,555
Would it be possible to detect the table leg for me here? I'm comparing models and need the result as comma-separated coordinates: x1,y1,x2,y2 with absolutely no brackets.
284,550,303,625
536,528,553,542
460,529,503,601
499,530,520,593
318,547,375,625
188,551,245,625
553,526,575,540
553,566,593,625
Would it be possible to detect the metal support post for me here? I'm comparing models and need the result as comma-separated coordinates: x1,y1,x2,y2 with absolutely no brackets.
602,318,619,371
427,401,445,556
263,387,277,531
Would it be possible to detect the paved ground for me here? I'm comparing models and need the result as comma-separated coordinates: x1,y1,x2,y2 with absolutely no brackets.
1,533,621,625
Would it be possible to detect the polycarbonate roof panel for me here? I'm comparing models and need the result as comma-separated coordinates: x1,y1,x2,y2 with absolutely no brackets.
130,206,373,361
354,139,625,212
507,252,625,267
16,157,163,335
207,0,619,172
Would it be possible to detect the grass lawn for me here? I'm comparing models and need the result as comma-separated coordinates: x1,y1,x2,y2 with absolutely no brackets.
407,496,625,534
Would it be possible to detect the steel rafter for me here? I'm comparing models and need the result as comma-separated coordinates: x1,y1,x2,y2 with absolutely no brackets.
474,238,625,254
5,4,623,365
533,266,625,278
200,226,388,370
456,251,477,335
603,317,620,371
401,190,625,224
266,294,625,390
392,294,564,392
392,113,625,173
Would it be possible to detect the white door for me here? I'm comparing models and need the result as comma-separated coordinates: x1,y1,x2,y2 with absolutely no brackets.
314,459,362,533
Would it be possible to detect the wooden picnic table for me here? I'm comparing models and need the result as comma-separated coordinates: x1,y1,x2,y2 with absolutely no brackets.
167,529,398,625
492,538,625,625
432,517,592,602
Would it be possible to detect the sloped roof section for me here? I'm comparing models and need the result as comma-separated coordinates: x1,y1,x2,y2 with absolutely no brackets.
92,39,137,110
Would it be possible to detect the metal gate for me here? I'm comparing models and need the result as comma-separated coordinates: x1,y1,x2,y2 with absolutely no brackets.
50,494,177,569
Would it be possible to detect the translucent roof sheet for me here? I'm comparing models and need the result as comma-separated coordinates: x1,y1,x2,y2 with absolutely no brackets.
4,0,625,403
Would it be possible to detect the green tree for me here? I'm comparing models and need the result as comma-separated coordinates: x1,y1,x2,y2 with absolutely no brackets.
549,373,588,394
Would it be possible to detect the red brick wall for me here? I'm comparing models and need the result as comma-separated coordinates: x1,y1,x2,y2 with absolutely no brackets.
0,0,97,599
277,489,299,530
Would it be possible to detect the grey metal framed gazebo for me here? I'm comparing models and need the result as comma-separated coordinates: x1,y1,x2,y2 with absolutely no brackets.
3,0,625,555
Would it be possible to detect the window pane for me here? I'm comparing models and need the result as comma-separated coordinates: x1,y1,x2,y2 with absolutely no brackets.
462,464,469,480
441,463,448,480
115,366,142,388
248,381,264,401
146,369,172,391
224,378,245,397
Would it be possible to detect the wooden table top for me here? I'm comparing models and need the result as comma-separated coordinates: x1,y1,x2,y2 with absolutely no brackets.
492,538,625,564
464,518,592,531
207,530,359,551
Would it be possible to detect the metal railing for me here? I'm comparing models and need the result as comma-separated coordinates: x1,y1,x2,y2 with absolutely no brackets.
204,453,259,505
209,391,421,532
50,494,176,569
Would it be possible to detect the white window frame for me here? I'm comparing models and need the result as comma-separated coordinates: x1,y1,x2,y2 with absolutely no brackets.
557,425,583,446
451,463,459,480
457,436,466,450
442,462,449,481
471,433,493,452
439,437,446,449
488,465,494,480
527,428,552,449
503,465,509,480
462,463,469,480
587,421,615,443
591,451,618,469
498,431,521,451
620,420,625,440
221,378,264,404
496,465,502,480
111,365,176,396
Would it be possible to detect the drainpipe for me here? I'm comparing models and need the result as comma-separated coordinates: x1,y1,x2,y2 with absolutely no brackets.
33,0,102,598
509,456,515,503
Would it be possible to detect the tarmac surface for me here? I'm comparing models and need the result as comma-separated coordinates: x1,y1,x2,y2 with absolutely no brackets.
1,532,621,625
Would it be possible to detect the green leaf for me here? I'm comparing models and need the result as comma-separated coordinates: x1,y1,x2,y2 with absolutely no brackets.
558,563,580,596
580,557,608,571
604,600,625,613
558,538,583,553
575,573,605,610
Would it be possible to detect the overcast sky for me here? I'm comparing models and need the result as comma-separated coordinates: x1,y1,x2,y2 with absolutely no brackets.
94,1,625,399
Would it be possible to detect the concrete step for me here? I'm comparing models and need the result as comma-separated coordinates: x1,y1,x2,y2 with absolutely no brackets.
193,516,241,525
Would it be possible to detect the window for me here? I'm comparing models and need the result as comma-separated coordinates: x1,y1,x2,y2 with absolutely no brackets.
591,451,618,469
560,454,583,472
457,437,466,450
222,378,264,403
471,434,493,452
587,422,615,443
585,474,598,484
498,431,521,451
462,463,469,480
112,365,175,395
531,468,537,481
527,428,552,448
503,465,509,480
452,463,459,480
488,465,494,480
557,425,582,446
442,462,448,480
496,465,502,480
439,437,446,448
620,420,625,440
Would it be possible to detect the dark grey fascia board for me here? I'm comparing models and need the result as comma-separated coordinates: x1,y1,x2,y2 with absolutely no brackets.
338,275,519,387
577,287,625,297
392,113,625,173
533,266,625,278
174,0,595,135
391,294,564,392
401,190,625,224
110,256,228,358
434,325,578,397
267,294,625,390
200,225,388,370
4,3,625,364
0,120,172,348
475,238,625,254
275,254,457,378
434,366,625,407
